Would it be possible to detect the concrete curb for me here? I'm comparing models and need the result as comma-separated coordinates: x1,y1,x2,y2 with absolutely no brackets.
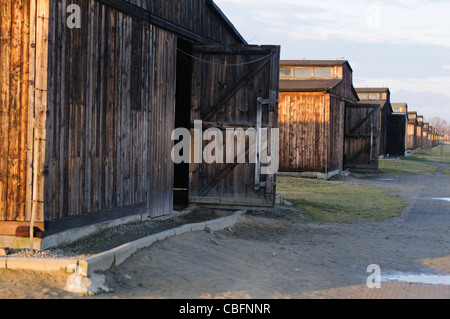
0,210,247,277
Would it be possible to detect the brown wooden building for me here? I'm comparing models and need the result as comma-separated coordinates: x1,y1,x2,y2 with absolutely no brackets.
0,0,280,249
355,88,393,157
423,123,430,149
429,126,436,147
278,60,360,178
406,112,418,150
417,115,424,149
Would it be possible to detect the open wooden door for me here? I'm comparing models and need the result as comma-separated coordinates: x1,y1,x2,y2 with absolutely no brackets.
344,103,381,170
187,45,280,208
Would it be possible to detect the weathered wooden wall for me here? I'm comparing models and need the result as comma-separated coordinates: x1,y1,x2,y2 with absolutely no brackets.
0,0,48,233
423,125,429,149
0,0,30,223
147,27,176,217
44,0,152,221
279,92,328,173
43,0,182,221
407,122,417,150
416,122,423,149
328,97,345,171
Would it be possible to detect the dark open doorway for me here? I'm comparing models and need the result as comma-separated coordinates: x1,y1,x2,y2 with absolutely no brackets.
173,39,193,210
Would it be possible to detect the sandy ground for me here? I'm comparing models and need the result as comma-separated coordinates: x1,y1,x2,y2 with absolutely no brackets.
1,161,449,300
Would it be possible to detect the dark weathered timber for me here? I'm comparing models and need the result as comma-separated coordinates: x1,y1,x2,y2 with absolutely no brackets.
344,103,381,170
190,45,280,208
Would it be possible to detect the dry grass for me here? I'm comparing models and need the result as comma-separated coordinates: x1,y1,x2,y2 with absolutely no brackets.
406,144,450,165
277,177,404,223
442,166,450,175
380,144,450,175
379,159,438,175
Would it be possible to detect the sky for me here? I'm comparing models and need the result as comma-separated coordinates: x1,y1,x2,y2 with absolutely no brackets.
215,0,450,123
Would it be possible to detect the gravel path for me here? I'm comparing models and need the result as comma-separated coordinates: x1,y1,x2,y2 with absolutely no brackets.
99,161,450,299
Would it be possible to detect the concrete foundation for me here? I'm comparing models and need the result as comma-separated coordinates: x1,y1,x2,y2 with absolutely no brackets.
277,170,340,180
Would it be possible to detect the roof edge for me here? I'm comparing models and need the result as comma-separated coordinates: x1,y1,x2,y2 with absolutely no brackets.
206,0,248,45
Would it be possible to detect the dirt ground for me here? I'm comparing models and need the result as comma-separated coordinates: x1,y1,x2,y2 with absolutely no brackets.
1,161,449,300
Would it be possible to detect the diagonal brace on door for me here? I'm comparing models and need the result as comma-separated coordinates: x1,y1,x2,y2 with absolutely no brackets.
201,57,271,121
198,93,277,197
349,107,378,134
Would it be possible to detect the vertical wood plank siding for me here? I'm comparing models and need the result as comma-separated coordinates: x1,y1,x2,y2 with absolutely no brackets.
0,0,31,222
147,27,176,217
278,92,328,172
44,0,159,221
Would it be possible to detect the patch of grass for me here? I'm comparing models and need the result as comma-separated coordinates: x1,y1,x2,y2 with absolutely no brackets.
406,144,450,164
442,166,450,175
277,177,404,223
379,159,438,175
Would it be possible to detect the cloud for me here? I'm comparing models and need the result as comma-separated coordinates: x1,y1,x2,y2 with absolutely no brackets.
215,0,450,120
354,76,450,98
215,0,450,47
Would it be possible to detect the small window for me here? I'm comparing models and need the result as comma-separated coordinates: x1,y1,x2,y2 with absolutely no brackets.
280,68,292,77
294,68,312,78
368,93,381,100
358,93,369,100
313,67,332,78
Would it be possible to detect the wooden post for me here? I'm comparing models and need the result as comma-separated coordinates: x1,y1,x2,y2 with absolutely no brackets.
29,0,49,250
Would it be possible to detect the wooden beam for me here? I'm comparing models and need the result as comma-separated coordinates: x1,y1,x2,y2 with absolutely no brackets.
189,196,273,208
0,221,45,236
345,134,373,138
192,45,272,55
